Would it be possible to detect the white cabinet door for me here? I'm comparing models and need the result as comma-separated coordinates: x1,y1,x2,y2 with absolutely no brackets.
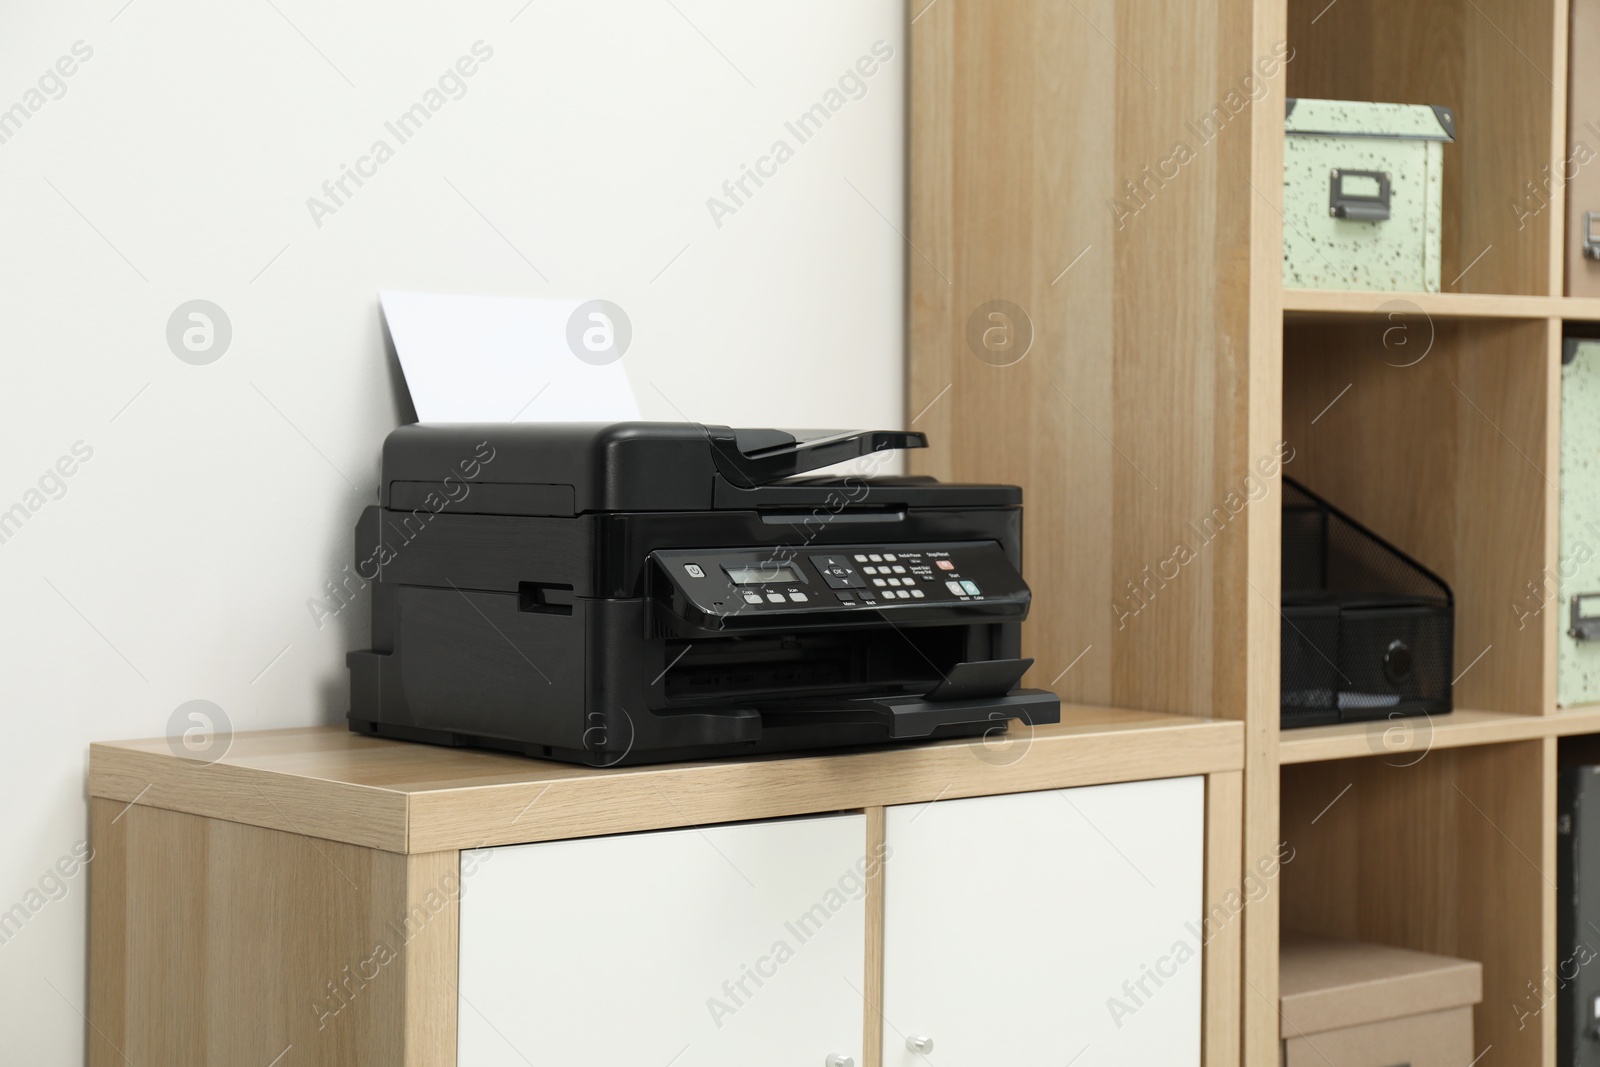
458,813,870,1067
881,777,1205,1067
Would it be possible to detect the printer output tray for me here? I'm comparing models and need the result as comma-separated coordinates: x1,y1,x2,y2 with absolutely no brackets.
756,687,1060,740
562,685,1061,765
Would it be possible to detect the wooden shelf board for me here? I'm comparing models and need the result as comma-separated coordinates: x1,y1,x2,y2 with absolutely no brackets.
1282,289,1560,321
1277,708,1552,765
1559,296,1600,322
1282,289,1600,323
1552,704,1600,735
90,708,1244,854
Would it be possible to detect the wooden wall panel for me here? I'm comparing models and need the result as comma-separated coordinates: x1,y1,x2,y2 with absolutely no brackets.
909,0,1279,717
909,0,1116,703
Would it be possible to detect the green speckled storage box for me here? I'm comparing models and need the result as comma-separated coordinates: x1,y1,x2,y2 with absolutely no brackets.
1561,339,1600,706
1283,98,1455,293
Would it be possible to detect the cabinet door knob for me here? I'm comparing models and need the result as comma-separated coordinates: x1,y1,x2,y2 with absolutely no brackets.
907,1034,935,1054
825,1056,855,1067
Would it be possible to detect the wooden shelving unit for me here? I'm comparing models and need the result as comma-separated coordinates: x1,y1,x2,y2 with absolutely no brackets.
907,0,1600,1064
1277,3,1570,1061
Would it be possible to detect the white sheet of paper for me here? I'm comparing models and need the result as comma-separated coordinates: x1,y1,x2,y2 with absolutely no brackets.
379,291,641,423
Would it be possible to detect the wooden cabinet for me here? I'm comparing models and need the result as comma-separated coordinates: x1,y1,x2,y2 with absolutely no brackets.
452,779,1205,1067
86,715,1242,1067
456,815,870,1067
881,779,1205,1066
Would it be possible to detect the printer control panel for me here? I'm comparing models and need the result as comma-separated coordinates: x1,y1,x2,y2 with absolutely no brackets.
650,541,1029,627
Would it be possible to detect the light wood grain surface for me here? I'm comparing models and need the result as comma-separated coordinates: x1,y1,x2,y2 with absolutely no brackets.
862,805,886,1067
88,798,457,1067
1243,0,1289,1060
1284,290,1573,320
1284,291,1600,321
1204,771,1245,1067
89,710,1244,854
1281,708,1565,764
906,0,1274,722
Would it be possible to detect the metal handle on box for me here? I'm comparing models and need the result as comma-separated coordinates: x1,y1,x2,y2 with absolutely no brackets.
1572,593,1600,641
1328,168,1391,221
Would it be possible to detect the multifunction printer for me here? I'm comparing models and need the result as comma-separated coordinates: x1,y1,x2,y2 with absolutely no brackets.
347,422,1059,765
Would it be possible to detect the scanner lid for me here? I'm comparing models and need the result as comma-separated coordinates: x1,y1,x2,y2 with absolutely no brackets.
379,421,1005,515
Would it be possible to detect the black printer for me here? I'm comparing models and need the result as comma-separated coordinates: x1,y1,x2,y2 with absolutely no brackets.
347,422,1059,765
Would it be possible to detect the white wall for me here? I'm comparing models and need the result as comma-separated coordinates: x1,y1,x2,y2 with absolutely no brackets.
0,1,904,1059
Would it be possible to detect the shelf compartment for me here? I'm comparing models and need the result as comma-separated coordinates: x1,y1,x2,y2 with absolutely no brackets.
1281,740,1553,1067
1282,317,1554,718
1287,0,1563,297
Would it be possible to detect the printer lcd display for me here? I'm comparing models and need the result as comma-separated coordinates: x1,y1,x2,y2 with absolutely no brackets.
725,564,802,585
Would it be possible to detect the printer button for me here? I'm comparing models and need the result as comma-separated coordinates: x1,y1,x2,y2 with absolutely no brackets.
892,565,907,574
911,588,926,598
946,580,967,596
789,591,808,603
809,555,867,590
863,566,877,575
766,592,786,604
742,592,763,605
883,553,897,562
936,559,956,571
684,564,705,578
960,580,981,595
873,578,887,588
853,554,868,562
869,554,883,562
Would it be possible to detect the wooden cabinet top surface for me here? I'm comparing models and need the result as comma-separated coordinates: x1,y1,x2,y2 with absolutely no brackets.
88,706,1242,854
